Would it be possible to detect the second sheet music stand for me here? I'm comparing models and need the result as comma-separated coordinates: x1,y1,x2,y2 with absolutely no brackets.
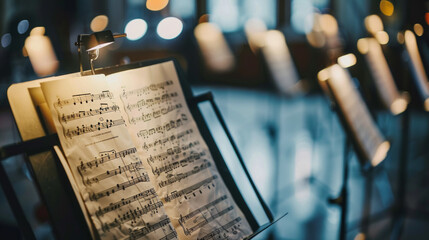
3,58,286,239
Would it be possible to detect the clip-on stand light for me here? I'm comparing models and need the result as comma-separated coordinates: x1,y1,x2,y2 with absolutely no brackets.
75,30,126,75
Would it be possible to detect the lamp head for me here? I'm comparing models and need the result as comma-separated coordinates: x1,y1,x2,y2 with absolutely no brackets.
85,30,115,51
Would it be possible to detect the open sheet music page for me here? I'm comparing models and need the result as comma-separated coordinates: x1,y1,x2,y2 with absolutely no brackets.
41,75,177,240
107,61,252,239
41,60,252,239
320,64,390,166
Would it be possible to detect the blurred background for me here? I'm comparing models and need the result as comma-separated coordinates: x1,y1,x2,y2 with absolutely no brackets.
1,0,429,239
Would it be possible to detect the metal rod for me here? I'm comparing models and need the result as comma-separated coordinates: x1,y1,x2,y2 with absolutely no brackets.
0,162,36,240
113,33,127,38
208,96,275,222
339,137,350,240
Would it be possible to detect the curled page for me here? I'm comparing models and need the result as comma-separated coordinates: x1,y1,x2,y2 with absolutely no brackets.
41,75,177,240
107,61,252,239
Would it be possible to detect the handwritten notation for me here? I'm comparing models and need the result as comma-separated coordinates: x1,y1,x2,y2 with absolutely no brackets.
95,188,157,217
90,174,150,201
64,118,125,139
136,114,188,138
178,195,227,225
60,104,119,123
125,217,172,240
54,90,113,108
164,175,218,202
158,162,211,188
121,80,174,99
84,161,143,186
126,92,179,111
129,104,183,124
142,129,193,151
150,152,205,176
184,206,234,235
197,217,242,240
78,147,137,173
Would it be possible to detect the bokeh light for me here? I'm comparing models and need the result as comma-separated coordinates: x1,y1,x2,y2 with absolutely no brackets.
375,31,389,45
90,15,109,32
380,0,394,16
1,33,12,48
125,19,148,41
17,20,29,34
146,0,169,11
364,15,383,35
157,17,183,40
414,23,424,37
337,53,357,68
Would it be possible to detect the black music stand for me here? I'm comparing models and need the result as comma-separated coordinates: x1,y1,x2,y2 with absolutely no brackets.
1,58,287,239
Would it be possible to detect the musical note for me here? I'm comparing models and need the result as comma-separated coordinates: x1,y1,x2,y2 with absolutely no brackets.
159,231,178,240
158,162,211,188
125,217,173,239
197,217,242,240
54,90,113,108
184,206,234,235
121,80,174,99
64,118,125,139
178,195,227,225
163,175,218,202
136,114,188,138
126,92,179,110
142,128,193,151
90,174,150,201
60,104,120,123
95,188,157,217
77,148,137,173
84,161,144,186
129,104,183,124
150,155,206,177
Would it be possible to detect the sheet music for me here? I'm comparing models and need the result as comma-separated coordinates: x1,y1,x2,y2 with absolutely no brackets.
41,75,177,240
361,38,406,114
107,61,252,239
322,64,390,166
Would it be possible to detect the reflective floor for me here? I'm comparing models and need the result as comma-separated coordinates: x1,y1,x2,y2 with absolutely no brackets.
0,86,429,239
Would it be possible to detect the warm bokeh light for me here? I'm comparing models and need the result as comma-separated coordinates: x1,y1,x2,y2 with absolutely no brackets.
25,27,59,76
30,26,45,36
425,99,429,111
90,15,109,32
357,38,369,54
156,17,183,40
337,53,357,68
354,233,366,240
146,0,169,11
364,15,383,35
245,18,267,53
17,20,29,34
375,31,389,45
317,69,329,82
426,13,429,25
372,141,390,166
1,33,11,48
390,98,408,115
198,14,209,24
319,14,338,36
194,22,234,72
124,19,148,41
414,23,424,37
397,32,404,44
306,13,326,48
380,0,394,16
